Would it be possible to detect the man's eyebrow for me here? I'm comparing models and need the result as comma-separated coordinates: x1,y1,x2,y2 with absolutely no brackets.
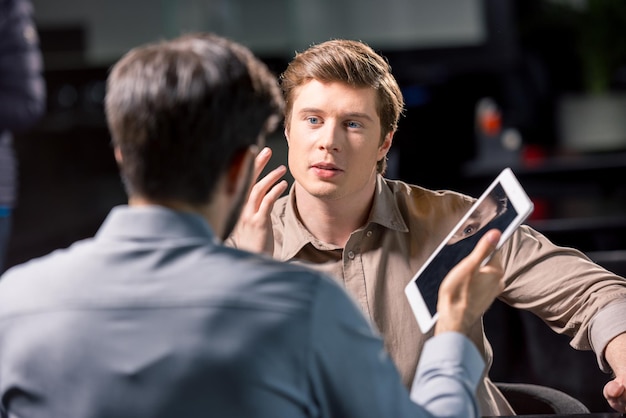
297,107,323,115
344,112,375,122
297,108,375,122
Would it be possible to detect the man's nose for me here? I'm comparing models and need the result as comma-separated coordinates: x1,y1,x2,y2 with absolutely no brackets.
317,121,342,152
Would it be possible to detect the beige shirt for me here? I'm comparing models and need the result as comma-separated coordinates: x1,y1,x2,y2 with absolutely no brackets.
231,175,626,416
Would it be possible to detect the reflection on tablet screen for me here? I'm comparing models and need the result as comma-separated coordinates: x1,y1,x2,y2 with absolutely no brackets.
415,183,518,316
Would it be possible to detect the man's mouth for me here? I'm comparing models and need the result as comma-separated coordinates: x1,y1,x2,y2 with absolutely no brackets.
311,163,343,178
312,163,341,171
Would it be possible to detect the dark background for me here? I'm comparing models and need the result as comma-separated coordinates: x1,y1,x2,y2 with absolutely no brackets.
7,0,626,413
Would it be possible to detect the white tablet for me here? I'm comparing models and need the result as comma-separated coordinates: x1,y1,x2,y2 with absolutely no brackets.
404,167,534,334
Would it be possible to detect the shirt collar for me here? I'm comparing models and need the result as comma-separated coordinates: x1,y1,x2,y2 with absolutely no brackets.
280,189,329,260
369,174,409,233
96,205,218,243
279,175,408,259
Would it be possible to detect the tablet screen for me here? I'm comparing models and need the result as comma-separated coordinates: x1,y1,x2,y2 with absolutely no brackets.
416,183,517,316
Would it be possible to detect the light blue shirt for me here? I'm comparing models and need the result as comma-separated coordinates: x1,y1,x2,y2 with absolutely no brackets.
0,206,484,417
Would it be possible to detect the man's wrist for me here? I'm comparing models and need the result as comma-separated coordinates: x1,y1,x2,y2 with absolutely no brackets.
435,315,469,336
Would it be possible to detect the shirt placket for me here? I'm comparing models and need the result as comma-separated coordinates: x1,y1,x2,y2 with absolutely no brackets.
342,230,370,316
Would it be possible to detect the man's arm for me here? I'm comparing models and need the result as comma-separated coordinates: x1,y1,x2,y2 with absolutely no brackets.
308,229,503,417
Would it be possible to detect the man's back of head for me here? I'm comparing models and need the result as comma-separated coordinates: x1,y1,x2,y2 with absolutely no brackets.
105,32,283,208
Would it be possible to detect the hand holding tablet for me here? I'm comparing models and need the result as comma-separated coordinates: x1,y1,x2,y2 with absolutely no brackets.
405,168,534,334
435,228,505,335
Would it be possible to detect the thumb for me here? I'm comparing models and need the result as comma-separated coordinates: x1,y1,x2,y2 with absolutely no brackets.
467,229,501,265
604,379,626,398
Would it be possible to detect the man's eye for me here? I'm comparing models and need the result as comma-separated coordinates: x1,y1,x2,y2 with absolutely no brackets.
463,225,476,235
307,116,320,124
346,121,362,128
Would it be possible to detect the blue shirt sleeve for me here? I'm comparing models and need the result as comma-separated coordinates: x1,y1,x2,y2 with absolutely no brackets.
411,332,485,417
308,277,485,418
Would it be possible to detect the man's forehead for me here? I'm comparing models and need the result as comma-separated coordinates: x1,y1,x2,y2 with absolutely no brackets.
292,80,378,111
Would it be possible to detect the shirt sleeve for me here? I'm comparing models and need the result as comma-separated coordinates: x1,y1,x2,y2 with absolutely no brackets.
589,300,626,371
500,225,626,353
410,332,484,417
307,276,485,418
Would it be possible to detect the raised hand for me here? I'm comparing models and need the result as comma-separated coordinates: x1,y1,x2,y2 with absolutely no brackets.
435,229,504,336
229,147,288,255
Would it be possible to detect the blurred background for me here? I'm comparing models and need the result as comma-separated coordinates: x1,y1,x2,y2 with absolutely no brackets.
8,0,626,412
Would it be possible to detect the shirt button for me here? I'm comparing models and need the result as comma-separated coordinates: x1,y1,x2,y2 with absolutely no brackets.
366,231,372,237
348,251,355,259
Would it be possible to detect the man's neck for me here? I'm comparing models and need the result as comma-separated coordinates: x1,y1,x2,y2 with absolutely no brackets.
127,195,222,237
293,183,376,248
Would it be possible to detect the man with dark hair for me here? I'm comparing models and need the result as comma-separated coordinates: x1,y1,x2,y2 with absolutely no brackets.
0,33,505,417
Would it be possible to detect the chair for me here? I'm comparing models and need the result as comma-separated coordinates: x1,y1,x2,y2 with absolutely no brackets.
495,382,590,414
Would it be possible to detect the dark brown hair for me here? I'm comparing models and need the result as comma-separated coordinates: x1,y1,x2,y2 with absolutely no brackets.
105,33,284,205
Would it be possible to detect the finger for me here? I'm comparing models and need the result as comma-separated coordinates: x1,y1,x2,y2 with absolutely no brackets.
466,229,501,266
253,147,274,182
257,180,289,215
247,165,287,211
483,245,502,270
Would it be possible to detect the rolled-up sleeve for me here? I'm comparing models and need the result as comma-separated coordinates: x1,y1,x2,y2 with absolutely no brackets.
589,300,626,371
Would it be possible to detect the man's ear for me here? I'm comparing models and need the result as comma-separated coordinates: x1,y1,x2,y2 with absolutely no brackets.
225,146,256,195
378,131,394,160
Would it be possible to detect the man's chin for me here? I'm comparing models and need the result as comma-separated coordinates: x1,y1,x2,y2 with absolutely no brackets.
294,178,346,201
308,187,344,201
